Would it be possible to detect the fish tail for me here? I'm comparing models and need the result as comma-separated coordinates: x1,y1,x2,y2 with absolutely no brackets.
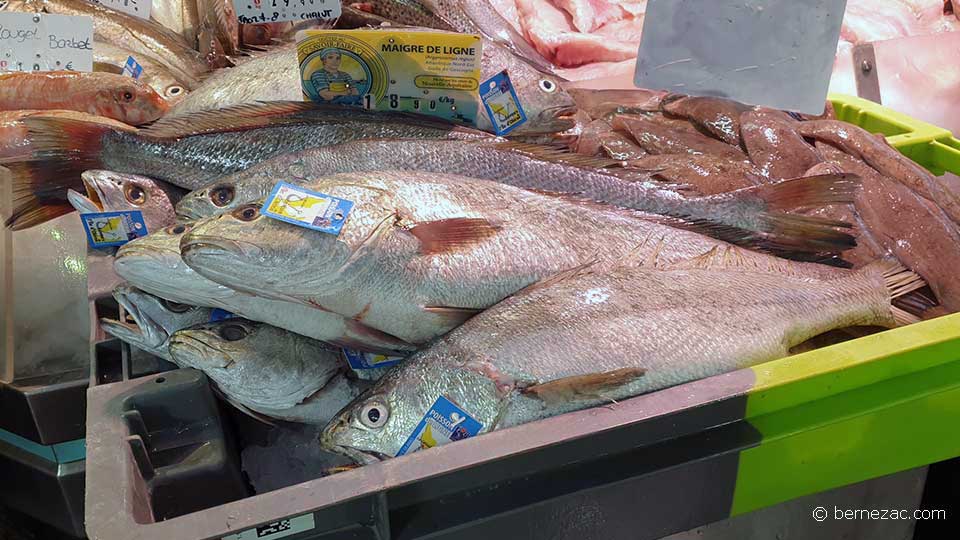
2,116,120,230
866,259,930,326
746,174,862,211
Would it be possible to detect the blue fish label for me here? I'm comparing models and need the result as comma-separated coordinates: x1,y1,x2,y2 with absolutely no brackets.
341,348,404,370
80,211,147,248
122,55,143,79
209,309,237,322
396,396,483,457
479,70,527,135
261,182,353,236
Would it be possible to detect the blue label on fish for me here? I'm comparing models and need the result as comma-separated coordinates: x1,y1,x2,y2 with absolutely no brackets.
122,56,143,80
479,70,527,136
341,348,403,370
396,395,483,457
261,182,354,236
80,210,148,248
209,309,237,322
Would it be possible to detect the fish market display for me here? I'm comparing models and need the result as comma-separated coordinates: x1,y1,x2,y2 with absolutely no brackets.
174,138,859,252
0,72,168,125
322,259,924,462
114,224,415,354
67,170,185,231
169,319,370,424
100,285,214,361
180,171,852,345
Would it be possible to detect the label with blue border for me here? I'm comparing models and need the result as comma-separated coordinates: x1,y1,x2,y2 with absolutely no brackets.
261,182,353,236
122,55,143,79
396,395,483,456
341,348,403,370
80,210,148,248
479,70,527,135
209,309,237,322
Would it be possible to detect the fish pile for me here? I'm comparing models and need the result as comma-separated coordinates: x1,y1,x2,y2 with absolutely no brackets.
0,0,957,471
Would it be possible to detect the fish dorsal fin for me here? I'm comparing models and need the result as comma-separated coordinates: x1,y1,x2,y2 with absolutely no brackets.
491,141,621,170
407,217,501,255
423,306,483,327
141,101,323,139
515,258,601,296
521,368,647,405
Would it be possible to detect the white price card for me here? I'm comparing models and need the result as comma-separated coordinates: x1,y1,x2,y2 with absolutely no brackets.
221,513,316,540
90,0,152,20
233,0,342,25
0,12,93,72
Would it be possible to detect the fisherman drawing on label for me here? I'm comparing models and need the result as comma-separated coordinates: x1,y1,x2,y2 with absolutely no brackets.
310,49,362,106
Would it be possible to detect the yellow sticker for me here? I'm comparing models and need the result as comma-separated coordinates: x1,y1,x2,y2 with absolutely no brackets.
296,29,482,125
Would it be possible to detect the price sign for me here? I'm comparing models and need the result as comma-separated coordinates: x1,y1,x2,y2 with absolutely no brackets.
0,12,93,72
89,0,151,20
233,0,342,25
221,513,316,540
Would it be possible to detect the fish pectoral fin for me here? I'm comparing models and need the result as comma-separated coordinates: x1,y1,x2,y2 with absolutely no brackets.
423,306,483,327
521,368,647,405
407,217,501,255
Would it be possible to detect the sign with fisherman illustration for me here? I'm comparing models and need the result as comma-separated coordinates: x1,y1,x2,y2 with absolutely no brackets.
297,29,482,124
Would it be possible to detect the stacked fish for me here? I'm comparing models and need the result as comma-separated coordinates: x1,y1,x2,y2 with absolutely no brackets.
0,0,956,468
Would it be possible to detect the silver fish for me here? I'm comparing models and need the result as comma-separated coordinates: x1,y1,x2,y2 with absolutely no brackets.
67,170,185,231
174,138,858,251
93,41,193,100
114,223,415,354
100,285,213,361
321,259,924,463
169,319,369,424
180,171,849,345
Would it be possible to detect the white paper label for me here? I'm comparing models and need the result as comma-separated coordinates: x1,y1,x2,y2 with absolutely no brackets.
221,513,315,540
233,0,342,25
90,0,152,20
0,13,93,72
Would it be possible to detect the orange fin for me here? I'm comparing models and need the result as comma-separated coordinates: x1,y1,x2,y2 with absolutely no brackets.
408,217,501,255
726,173,861,211
521,368,647,405
423,306,482,327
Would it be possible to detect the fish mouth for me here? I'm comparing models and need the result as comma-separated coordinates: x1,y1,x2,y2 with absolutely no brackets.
533,105,579,132
168,333,227,369
180,235,260,259
109,288,168,349
66,189,101,214
80,172,108,210
326,444,387,465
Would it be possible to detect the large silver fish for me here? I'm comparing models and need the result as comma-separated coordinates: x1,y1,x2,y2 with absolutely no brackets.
100,285,213,361
173,138,857,252
180,171,850,345
114,223,415,354
67,170,185,231
169,319,370,424
321,258,925,463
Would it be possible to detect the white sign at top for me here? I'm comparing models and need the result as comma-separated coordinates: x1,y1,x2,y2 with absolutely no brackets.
0,12,94,72
90,0,152,20
634,0,848,114
233,0,342,25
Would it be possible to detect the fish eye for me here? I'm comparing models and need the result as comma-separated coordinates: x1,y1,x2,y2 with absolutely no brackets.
165,85,184,97
218,324,248,342
124,183,147,205
119,88,135,102
166,223,193,235
539,79,557,93
209,185,235,207
161,299,192,313
233,205,260,222
359,401,389,429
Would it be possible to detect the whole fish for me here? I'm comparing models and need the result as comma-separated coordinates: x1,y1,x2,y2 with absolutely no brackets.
93,41,193,99
114,224,416,354
798,120,960,225
180,171,852,345
615,114,748,160
66,170,185,231
100,285,214,361
321,259,924,462
173,138,858,252
3,101,486,229
2,0,207,87
741,110,823,180
0,72,168,125
659,94,754,146
169,319,370,424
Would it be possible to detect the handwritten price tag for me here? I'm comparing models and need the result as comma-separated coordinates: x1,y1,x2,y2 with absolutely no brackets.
0,13,93,72
233,0,341,25
89,0,152,20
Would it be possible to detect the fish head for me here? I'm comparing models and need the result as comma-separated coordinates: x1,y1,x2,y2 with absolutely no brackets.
492,47,576,135
321,350,502,463
72,170,183,230
114,222,233,304
98,78,169,125
176,176,269,221
100,285,212,359
168,319,264,372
